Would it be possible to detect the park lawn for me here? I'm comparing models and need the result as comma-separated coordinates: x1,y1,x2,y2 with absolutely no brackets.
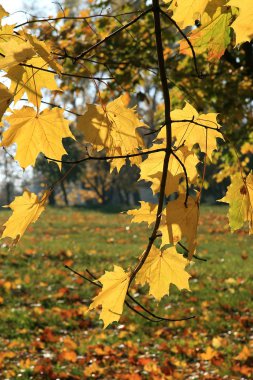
0,205,252,379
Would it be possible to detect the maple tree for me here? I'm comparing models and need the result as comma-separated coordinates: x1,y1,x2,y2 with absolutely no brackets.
0,0,252,329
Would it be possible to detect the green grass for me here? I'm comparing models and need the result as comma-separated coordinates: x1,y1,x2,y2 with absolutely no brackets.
0,205,252,379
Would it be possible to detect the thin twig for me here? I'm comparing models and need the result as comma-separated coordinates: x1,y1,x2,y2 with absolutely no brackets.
177,242,207,261
14,11,146,28
126,291,195,321
65,265,101,287
73,7,152,62
20,63,113,80
44,147,169,165
160,9,202,78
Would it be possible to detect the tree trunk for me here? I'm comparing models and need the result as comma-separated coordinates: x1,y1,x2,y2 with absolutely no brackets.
48,189,56,206
60,181,69,206
4,154,11,204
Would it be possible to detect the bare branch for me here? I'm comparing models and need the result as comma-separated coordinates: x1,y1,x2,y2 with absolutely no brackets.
20,63,114,81
44,147,169,165
14,10,147,29
72,7,153,62
126,291,195,321
129,0,173,286
65,265,101,288
160,9,202,78
177,242,207,262
20,98,81,116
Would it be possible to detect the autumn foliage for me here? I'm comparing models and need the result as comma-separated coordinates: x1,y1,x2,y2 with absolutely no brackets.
0,0,252,329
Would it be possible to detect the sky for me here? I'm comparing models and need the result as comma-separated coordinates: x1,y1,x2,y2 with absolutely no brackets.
1,0,56,24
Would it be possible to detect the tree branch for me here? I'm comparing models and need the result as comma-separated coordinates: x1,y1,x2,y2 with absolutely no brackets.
14,10,147,29
177,242,207,261
129,0,173,286
72,7,153,62
160,9,202,78
44,147,169,165
20,63,113,81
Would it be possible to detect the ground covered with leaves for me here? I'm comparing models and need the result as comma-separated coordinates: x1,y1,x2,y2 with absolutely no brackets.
0,205,252,379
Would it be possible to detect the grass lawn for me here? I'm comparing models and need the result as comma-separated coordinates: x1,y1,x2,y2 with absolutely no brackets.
0,205,252,379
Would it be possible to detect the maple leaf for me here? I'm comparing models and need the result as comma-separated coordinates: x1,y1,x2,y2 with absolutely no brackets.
1,106,74,169
0,83,13,121
136,246,191,301
218,172,253,233
235,346,251,361
127,201,158,226
24,33,63,73
0,5,8,22
58,350,77,363
200,346,219,360
158,102,222,159
139,145,199,196
228,0,253,44
7,57,60,107
89,265,130,328
77,95,146,171
160,194,199,257
1,190,49,242
0,39,35,71
179,6,234,61
0,25,15,58
170,0,209,28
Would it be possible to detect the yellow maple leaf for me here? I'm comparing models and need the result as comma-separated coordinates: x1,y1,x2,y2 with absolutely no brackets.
170,0,209,28
139,145,199,196
161,194,199,257
7,57,60,107
235,346,251,361
158,102,222,159
219,172,253,233
179,5,234,61
0,5,9,23
24,33,63,73
77,95,146,171
136,246,191,301
228,0,253,44
1,190,49,242
0,83,13,121
84,362,104,377
127,201,158,226
199,346,218,360
241,141,253,155
1,106,74,169
0,25,15,58
89,265,130,328
0,39,35,71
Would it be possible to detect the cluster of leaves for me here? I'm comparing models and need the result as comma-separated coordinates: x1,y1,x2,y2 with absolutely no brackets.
0,0,252,328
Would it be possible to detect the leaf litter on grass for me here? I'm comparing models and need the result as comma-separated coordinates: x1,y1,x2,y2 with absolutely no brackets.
0,206,252,379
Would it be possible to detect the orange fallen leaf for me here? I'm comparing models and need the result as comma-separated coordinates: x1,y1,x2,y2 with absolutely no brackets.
58,350,77,363
235,346,251,361
62,336,77,351
84,361,104,376
199,346,218,360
